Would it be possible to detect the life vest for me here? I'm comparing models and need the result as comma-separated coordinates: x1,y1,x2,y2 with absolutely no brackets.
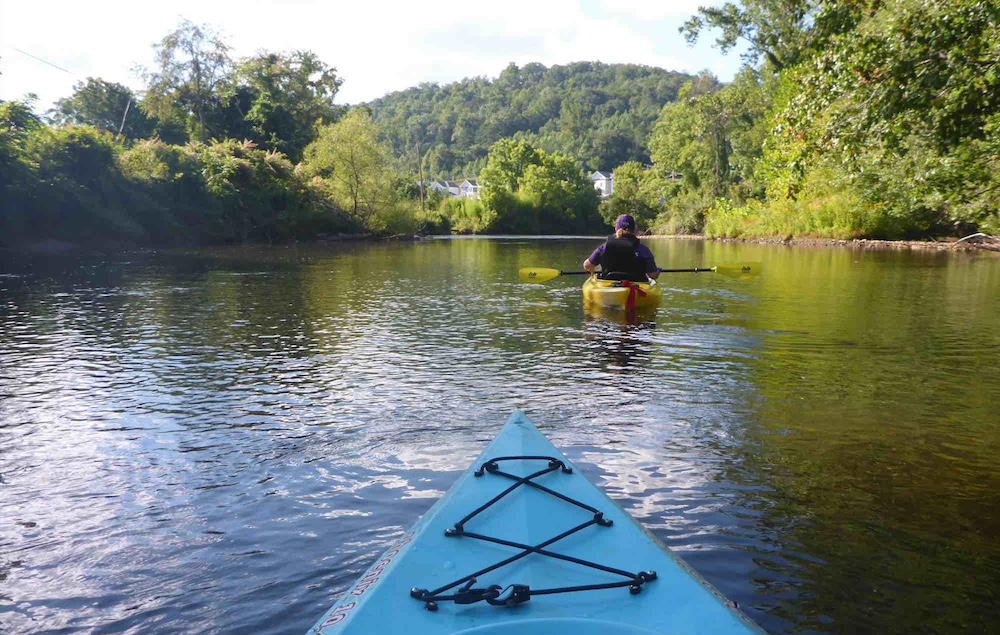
599,235,648,282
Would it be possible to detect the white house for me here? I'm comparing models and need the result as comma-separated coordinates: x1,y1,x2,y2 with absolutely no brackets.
421,180,461,197
459,179,481,199
422,180,447,196
590,171,613,198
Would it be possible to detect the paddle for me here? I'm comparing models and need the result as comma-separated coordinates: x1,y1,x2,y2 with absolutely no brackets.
519,262,761,283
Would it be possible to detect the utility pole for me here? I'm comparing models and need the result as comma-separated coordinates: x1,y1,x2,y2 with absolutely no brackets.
416,135,426,213
117,98,132,141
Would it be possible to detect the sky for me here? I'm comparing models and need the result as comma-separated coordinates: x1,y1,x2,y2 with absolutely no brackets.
0,0,745,112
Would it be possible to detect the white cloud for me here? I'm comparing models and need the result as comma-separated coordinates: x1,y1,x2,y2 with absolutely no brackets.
0,0,729,111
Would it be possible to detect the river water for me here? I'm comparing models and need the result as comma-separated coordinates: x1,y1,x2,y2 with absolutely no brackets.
1,238,998,634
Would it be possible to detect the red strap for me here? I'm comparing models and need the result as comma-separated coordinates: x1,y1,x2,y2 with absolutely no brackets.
620,280,647,311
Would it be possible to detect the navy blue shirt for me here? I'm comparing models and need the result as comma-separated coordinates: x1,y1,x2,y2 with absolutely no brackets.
588,239,658,274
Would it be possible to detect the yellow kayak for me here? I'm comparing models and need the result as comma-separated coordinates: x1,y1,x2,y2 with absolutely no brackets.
582,276,662,310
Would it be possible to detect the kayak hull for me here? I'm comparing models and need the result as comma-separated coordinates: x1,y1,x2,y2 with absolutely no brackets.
582,276,662,310
308,411,763,635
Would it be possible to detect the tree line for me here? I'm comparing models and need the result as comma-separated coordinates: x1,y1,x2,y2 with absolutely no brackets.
607,0,999,239
368,61,695,178
0,21,666,249
3,2,996,248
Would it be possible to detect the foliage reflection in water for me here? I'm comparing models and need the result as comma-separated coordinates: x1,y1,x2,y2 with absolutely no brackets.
0,238,997,634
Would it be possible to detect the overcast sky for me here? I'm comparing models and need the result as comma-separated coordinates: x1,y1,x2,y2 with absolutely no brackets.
1,0,744,111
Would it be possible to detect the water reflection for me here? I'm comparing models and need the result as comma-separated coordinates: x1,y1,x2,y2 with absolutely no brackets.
0,242,997,635
581,311,657,376
583,299,658,328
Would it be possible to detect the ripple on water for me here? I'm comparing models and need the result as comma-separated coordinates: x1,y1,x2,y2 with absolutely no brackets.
1,243,998,635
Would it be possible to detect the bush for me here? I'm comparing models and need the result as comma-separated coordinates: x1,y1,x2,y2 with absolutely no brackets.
443,197,495,234
704,166,874,239
26,125,150,243
416,204,451,235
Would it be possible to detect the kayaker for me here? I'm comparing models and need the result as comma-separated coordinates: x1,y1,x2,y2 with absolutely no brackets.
583,214,660,281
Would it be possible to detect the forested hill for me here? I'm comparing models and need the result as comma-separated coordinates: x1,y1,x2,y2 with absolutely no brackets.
366,61,695,179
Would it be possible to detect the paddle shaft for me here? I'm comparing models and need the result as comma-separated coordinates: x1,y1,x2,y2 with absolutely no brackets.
555,268,714,276
658,268,715,273
519,262,758,283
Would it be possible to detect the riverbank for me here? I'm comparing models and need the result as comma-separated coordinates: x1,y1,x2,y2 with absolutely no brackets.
6,233,1000,258
645,233,1000,253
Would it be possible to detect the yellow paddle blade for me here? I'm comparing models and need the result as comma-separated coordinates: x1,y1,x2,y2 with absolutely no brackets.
713,262,762,279
519,267,563,283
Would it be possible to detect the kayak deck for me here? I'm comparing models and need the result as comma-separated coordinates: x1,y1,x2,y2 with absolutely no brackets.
309,412,763,634
582,276,662,310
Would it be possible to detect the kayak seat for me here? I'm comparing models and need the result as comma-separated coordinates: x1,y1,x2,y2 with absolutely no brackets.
599,271,649,283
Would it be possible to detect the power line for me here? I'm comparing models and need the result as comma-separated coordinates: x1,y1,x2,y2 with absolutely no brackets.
12,48,75,75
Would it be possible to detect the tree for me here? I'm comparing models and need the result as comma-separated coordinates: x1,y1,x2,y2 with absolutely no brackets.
50,78,154,139
682,1,838,71
138,20,233,143
367,62,693,177
0,100,43,244
478,138,600,233
235,50,343,161
520,151,600,232
603,162,658,228
766,0,1000,234
649,81,727,195
589,128,643,171
480,138,542,195
0,99,41,165
301,109,397,227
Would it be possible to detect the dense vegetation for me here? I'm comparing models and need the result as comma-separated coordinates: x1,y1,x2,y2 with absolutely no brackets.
1,21,654,248
1,100,354,246
367,62,694,178
3,2,997,248
611,0,999,238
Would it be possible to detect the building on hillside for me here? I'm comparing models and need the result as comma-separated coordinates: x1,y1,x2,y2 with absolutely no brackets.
459,179,481,199
421,180,461,197
590,171,613,198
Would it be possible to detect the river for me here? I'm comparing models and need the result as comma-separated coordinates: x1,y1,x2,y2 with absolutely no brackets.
1,238,998,634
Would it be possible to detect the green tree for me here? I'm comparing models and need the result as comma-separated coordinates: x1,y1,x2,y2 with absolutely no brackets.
301,109,399,229
235,50,343,161
480,138,541,195
479,138,600,233
589,128,643,171
680,1,864,72
520,151,600,232
645,69,772,232
649,79,728,195
50,78,154,139
0,100,43,244
602,161,658,228
138,20,233,143
368,62,693,177
767,0,1000,234
479,138,542,231
26,125,151,242
0,100,40,170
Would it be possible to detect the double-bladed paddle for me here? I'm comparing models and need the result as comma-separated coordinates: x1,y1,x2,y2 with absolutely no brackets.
518,262,761,283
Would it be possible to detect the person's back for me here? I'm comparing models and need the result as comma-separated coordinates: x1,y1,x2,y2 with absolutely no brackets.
582,215,659,281
599,234,648,281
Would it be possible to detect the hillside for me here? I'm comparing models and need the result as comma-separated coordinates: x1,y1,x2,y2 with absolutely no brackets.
366,61,695,179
